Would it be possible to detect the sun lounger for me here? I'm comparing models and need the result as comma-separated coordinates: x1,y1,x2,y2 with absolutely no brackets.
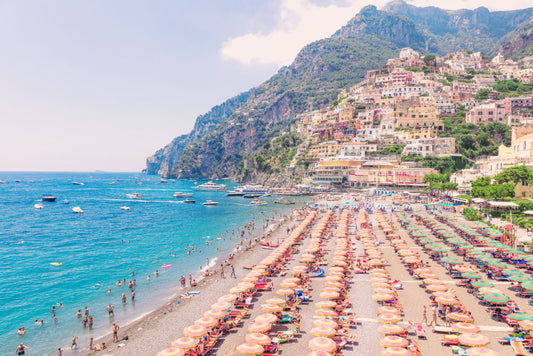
413,322,426,339
498,336,524,345
441,334,460,346
511,340,527,355
433,325,453,333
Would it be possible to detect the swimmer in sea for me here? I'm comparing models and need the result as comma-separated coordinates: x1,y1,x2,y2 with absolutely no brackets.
121,293,127,303
17,327,25,335
147,275,151,281
116,280,122,287
155,270,160,277
53,314,57,323
51,306,57,313
108,288,112,294
76,310,82,318
40,319,45,326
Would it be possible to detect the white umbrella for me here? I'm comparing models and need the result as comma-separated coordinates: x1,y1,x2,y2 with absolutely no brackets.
524,211,533,215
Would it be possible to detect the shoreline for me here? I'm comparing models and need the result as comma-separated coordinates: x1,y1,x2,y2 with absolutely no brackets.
82,201,313,355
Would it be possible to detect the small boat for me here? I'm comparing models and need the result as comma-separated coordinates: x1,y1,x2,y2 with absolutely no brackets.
126,193,142,199
42,196,57,202
259,240,279,248
14,180,21,183
202,200,219,206
72,182,84,185
183,198,196,204
160,179,168,184
109,182,116,185
34,204,44,209
72,207,84,214
251,198,267,205
120,206,130,211
226,188,245,196
0,180,5,184
62,199,70,204
173,192,194,198
243,194,261,198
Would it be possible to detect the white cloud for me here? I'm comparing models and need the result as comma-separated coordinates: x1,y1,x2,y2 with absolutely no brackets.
220,0,533,68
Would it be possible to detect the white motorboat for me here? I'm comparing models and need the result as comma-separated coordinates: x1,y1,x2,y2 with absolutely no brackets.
120,206,130,211
72,207,84,214
72,182,84,185
226,187,245,196
241,184,269,195
126,193,142,199
34,204,44,209
193,181,227,191
202,200,219,206
173,192,194,198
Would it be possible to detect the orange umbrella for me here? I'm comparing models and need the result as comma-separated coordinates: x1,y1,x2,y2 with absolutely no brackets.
218,294,238,303
435,296,458,305
248,321,272,333
325,275,342,282
378,306,401,315
157,348,185,356
242,276,259,283
211,301,232,311
447,313,474,323
276,288,294,296
316,301,337,309
466,348,500,356
380,336,409,348
375,287,395,294
381,347,413,356
377,314,402,324
308,337,337,353
236,342,264,355
245,333,272,345
458,333,490,347
377,324,406,335
194,317,218,328
310,326,336,337
204,309,225,319
255,313,277,324
519,320,533,330
320,291,340,299
265,297,285,305
372,293,396,302
452,322,480,333
313,319,338,329
315,308,338,317
427,284,448,292
230,285,249,294
183,324,207,338
171,337,199,350
261,304,282,313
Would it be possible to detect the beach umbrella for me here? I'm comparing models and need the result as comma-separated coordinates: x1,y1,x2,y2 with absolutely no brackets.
373,293,396,302
381,348,412,356
183,324,207,338
505,313,533,321
313,319,338,329
283,277,300,284
316,301,337,309
276,288,294,296
315,308,338,317
157,348,185,356
377,314,402,324
428,284,448,292
452,322,481,333
236,342,264,355
380,336,409,348
487,260,506,269
171,337,199,350
375,287,395,294
280,280,298,288
245,333,272,345
320,291,340,299
483,293,509,305
458,333,490,347
194,317,218,328
378,306,401,315
447,313,474,322
478,287,502,295
371,277,390,284
325,275,342,282
230,285,249,294
471,280,494,288
306,351,332,356
509,274,531,283
462,272,482,280
435,296,459,305
310,326,336,337
503,268,522,275
203,309,225,319
377,324,406,335
255,313,277,324
210,301,232,311
261,304,282,313
247,321,272,333
265,297,285,305
442,257,463,265
308,337,337,353
522,281,533,291
218,294,238,303
519,320,533,330
325,281,344,288
466,348,500,356
372,282,391,288
414,267,432,274
242,276,259,283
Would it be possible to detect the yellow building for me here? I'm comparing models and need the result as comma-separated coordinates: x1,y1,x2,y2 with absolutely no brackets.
408,127,438,140
396,107,442,129
308,141,342,162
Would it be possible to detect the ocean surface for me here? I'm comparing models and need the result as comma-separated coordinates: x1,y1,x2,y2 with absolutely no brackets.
0,172,306,355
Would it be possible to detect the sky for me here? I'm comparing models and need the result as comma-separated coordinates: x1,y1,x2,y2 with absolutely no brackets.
0,0,532,172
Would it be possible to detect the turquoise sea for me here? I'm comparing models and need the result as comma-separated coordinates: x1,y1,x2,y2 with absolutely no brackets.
0,172,305,355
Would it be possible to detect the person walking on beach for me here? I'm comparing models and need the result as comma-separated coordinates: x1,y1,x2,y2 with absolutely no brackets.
231,265,236,278
189,274,192,286
220,264,225,278
429,305,438,326
89,337,94,350
15,343,31,355
421,306,428,325
180,275,186,288
71,335,78,349
112,323,120,342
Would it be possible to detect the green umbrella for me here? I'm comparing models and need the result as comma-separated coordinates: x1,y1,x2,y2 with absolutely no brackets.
484,293,509,304
503,268,522,275
442,257,463,265
488,260,507,269
506,313,533,321
471,280,494,288
510,274,531,283
462,272,482,280
521,281,533,291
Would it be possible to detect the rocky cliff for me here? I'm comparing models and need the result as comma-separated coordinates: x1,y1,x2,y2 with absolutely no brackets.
146,1,533,179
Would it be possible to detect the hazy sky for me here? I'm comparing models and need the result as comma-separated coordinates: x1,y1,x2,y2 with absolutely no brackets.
1,0,531,172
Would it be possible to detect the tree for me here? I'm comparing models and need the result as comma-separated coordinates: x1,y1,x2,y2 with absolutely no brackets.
423,54,436,67
475,89,491,101
494,165,533,186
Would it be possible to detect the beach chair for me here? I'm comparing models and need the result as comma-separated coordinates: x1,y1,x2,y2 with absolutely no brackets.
413,322,426,339
433,325,453,334
441,334,460,346
511,340,527,355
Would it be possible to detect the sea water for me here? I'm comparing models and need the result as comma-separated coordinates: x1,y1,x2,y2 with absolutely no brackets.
0,172,305,355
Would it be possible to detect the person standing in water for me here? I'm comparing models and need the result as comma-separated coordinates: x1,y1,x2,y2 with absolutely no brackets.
15,343,31,355
71,335,78,349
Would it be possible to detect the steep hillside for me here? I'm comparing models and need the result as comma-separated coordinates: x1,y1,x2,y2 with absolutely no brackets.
146,1,533,179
